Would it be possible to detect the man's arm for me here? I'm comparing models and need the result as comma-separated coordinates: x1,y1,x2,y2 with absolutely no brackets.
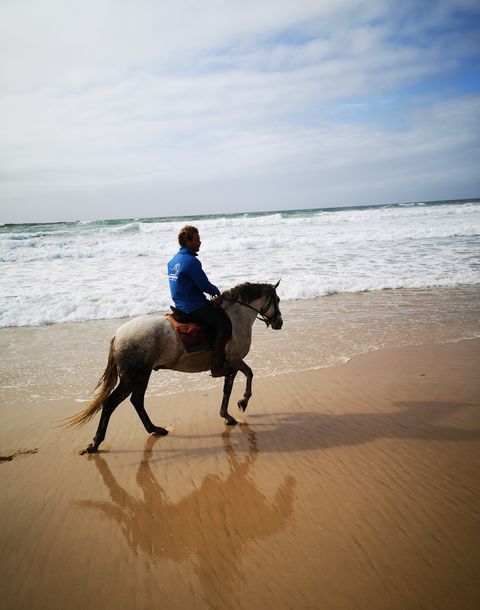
185,258,220,296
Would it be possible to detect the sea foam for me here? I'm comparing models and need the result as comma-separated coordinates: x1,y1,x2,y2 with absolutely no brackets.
0,200,479,327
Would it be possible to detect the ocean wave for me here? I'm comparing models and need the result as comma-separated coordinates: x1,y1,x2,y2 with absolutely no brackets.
110,222,141,234
196,212,285,230
1,278,478,328
279,275,480,301
1,200,479,327
0,292,172,328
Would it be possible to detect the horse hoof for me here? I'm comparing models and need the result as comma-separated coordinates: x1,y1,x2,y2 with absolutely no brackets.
237,399,248,412
79,444,98,455
151,427,169,436
224,416,238,426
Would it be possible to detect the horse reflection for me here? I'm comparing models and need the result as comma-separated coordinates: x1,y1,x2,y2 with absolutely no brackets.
78,428,296,607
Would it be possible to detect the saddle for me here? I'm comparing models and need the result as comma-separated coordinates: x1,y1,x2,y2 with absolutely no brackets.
165,307,213,353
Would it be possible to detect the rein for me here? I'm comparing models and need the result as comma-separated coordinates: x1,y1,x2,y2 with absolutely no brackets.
223,296,277,327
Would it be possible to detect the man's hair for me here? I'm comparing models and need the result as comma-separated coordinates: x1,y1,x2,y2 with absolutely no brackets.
178,225,199,246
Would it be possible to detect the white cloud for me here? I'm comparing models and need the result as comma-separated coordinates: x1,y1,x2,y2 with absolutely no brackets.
0,0,479,222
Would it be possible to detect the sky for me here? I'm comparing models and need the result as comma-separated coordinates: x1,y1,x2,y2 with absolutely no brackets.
0,0,479,223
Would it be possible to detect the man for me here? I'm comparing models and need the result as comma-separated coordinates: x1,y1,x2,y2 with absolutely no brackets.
167,225,232,377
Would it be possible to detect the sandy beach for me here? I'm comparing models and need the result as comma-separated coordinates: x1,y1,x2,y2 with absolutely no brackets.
1,292,480,610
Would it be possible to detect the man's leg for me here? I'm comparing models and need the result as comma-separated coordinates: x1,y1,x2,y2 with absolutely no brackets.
188,304,232,376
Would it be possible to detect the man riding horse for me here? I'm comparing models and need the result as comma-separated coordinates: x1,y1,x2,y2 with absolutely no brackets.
167,225,232,377
66,226,282,452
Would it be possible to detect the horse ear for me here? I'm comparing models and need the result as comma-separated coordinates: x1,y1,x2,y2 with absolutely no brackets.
273,279,281,289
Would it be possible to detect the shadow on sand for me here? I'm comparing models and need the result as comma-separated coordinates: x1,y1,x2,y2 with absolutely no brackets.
78,427,296,609
144,399,480,464
240,399,480,452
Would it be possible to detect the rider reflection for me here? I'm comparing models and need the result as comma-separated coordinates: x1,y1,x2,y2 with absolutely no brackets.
78,428,296,607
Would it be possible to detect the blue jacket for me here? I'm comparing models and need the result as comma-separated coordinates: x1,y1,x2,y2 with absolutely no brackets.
167,246,220,313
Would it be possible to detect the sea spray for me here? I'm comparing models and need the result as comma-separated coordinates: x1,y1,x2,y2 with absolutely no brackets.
1,199,479,327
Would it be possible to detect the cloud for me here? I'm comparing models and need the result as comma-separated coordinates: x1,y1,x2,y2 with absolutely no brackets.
0,0,479,222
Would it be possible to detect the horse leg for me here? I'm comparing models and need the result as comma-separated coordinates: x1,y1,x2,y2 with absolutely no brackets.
130,370,168,437
220,369,238,426
82,380,133,454
236,360,253,413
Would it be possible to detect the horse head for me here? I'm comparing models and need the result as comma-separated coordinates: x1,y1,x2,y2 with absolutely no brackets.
269,281,283,330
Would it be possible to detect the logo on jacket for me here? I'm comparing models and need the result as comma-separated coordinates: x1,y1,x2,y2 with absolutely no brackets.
169,262,180,281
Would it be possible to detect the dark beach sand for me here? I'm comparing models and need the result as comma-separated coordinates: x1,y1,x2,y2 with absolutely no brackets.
1,317,479,610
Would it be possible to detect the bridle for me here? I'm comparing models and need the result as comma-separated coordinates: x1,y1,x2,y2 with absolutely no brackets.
224,294,281,327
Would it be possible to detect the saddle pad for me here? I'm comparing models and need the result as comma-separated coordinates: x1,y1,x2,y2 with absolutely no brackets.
165,314,210,350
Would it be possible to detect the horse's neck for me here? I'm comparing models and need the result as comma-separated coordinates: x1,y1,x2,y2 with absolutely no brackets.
222,299,258,332
222,297,264,360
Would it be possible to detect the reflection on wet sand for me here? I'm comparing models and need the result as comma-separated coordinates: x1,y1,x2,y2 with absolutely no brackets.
78,427,296,608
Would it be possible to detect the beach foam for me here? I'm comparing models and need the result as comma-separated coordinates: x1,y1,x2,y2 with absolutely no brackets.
0,199,479,327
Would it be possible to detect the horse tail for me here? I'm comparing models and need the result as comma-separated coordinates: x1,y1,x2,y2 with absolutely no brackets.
62,338,118,430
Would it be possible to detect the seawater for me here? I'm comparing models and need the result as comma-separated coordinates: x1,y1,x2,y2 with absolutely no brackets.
0,199,479,328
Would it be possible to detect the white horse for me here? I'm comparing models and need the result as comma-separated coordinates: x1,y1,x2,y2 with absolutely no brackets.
66,282,283,454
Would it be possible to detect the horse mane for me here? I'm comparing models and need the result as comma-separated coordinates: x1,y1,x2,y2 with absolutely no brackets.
218,282,275,305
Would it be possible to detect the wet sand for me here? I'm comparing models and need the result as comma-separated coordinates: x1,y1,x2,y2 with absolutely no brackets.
1,326,479,610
